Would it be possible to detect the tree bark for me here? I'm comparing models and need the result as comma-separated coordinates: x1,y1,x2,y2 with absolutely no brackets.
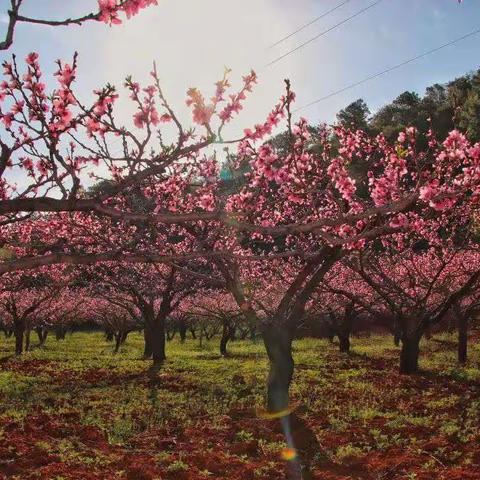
336,308,353,353
400,332,421,374
3,328,13,338
25,329,31,352
220,319,234,356
166,328,176,341
458,314,468,365
55,326,66,340
151,317,166,364
143,325,153,359
338,333,350,353
263,326,294,414
114,332,122,353
14,321,24,356
249,324,256,343
179,320,187,343
36,328,48,347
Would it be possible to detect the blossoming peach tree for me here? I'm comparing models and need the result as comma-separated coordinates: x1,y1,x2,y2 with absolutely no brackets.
0,1,159,50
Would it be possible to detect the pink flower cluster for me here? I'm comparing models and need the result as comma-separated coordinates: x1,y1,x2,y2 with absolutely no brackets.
186,70,257,128
369,153,408,206
327,158,356,203
50,61,78,135
218,71,257,124
0,52,48,130
186,88,214,126
98,0,158,25
419,180,456,211
124,80,170,130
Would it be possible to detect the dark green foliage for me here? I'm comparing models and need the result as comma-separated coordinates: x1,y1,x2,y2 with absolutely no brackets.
336,98,370,132
340,68,480,143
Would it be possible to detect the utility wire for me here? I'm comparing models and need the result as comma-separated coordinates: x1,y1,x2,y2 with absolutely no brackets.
268,0,352,49
294,26,480,113
266,0,383,68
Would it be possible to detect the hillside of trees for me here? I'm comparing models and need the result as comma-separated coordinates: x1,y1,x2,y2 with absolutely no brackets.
337,68,480,142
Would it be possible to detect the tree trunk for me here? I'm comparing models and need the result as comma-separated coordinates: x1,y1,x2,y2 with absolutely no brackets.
14,322,24,356
263,327,294,414
393,332,401,347
458,314,468,365
338,333,350,353
114,332,122,353
400,333,421,374
25,329,31,352
36,327,43,344
3,328,13,338
151,318,166,365
263,326,314,480
337,311,353,353
143,325,153,359
55,326,66,340
179,320,187,343
220,331,229,357
249,324,256,343
36,328,48,347
220,319,233,356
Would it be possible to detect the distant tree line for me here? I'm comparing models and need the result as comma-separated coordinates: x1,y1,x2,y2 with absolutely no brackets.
337,68,480,143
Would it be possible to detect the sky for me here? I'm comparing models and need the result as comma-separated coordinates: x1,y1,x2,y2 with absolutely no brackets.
1,0,480,143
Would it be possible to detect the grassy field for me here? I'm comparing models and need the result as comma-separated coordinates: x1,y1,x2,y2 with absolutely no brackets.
0,332,479,479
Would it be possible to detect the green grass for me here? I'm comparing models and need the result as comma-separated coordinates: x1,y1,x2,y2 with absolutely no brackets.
0,332,479,479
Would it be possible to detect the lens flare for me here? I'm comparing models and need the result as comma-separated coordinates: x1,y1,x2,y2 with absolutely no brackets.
281,447,298,461
255,405,292,420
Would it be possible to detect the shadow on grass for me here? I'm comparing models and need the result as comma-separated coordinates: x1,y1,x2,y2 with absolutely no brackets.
195,351,265,361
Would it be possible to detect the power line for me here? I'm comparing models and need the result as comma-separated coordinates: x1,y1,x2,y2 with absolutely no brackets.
266,0,383,68
294,26,480,113
268,0,352,49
